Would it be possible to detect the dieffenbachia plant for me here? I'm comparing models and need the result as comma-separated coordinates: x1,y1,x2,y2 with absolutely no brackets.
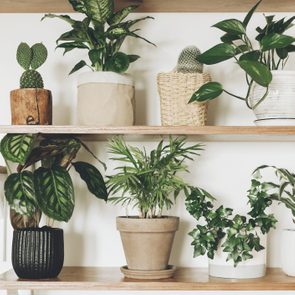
42,0,155,74
189,0,295,109
185,184,277,267
0,134,108,229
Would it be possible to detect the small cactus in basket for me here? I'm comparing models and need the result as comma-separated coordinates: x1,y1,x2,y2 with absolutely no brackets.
176,46,203,74
17,42,48,89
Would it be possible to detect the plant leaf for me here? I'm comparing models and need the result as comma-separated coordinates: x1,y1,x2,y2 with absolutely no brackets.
213,19,246,35
108,5,138,25
4,171,37,216
0,134,35,164
189,82,223,103
243,0,262,27
128,54,140,63
68,0,87,13
239,50,260,62
196,43,236,65
73,161,108,201
84,0,113,23
106,52,130,73
69,60,87,75
238,60,272,87
41,14,76,26
16,43,32,70
34,166,74,222
261,33,295,51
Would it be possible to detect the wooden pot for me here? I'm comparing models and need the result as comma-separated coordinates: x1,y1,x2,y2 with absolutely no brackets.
10,88,52,125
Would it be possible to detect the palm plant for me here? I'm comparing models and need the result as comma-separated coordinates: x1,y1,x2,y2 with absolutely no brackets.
108,136,203,218
189,0,295,109
42,0,155,74
1,133,108,229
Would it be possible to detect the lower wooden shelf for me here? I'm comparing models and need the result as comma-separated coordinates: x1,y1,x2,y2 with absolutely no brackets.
1,267,295,291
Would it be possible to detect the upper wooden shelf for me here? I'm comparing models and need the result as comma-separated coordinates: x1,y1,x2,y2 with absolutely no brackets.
1,267,295,291
0,0,294,13
1,125,295,141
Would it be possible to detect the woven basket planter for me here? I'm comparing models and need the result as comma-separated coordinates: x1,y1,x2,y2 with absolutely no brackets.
157,72,211,126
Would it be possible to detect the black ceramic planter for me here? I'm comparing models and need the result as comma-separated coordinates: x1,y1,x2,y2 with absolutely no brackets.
12,226,64,279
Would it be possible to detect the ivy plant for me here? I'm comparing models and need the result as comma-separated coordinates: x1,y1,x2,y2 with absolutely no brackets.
42,0,155,74
1,134,108,229
107,136,203,218
189,0,295,109
185,183,277,267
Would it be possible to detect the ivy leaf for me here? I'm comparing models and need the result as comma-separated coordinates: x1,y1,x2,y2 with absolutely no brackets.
243,0,262,27
213,19,246,35
239,50,261,62
189,82,223,103
261,33,295,51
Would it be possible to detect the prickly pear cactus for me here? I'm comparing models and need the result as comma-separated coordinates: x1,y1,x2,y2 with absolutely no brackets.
176,46,203,74
16,42,48,89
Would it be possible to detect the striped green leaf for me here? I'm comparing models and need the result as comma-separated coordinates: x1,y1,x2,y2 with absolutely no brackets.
73,161,108,201
84,0,113,23
34,166,74,222
0,134,34,164
108,5,138,25
4,171,37,217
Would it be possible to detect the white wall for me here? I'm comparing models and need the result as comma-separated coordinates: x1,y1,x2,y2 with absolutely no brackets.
1,11,295,294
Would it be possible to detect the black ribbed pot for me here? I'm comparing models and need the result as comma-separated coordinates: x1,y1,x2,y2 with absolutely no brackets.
12,226,64,279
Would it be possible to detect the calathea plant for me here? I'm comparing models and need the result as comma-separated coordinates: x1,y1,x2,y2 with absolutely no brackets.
42,0,155,74
17,42,48,88
189,0,295,109
185,184,277,266
108,136,203,218
1,133,108,229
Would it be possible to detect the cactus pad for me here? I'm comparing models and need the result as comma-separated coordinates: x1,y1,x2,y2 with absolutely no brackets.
20,70,44,89
176,46,204,74
31,43,48,70
17,43,32,71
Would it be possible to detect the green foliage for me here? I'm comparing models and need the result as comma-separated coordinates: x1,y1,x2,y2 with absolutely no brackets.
189,0,295,109
42,0,155,74
16,42,48,88
1,134,107,228
108,136,203,218
176,46,204,74
185,183,277,267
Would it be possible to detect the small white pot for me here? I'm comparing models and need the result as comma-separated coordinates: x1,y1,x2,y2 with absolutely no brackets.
209,234,266,279
250,71,295,125
281,229,295,276
77,72,135,126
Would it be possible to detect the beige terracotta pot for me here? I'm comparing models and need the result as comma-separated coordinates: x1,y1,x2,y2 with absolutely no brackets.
77,72,135,126
116,216,179,271
10,88,52,125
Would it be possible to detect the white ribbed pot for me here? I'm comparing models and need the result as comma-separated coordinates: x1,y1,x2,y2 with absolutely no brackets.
77,72,135,126
250,71,295,125
209,234,267,279
281,229,295,276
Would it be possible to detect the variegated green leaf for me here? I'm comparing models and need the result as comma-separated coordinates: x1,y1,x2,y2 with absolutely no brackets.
41,14,76,26
84,0,113,23
73,161,108,201
34,166,74,222
0,134,34,164
4,171,37,216
69,0,87,13
108,5,138,25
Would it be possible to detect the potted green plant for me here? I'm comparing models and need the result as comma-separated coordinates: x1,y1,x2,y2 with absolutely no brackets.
250,165,295,276
185,184,277,279
107,136,202,279
0,133,107,279
11,42,52,125
42,0,155,126
189,0,295,125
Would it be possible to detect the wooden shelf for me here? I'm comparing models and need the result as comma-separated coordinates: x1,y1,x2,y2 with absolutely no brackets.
1,125,295,141
0,0,294,13
1,267,295,291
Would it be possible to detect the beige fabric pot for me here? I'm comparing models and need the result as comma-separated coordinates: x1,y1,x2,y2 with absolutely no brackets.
10,88,52,125
116,216,179,271
77,72,135,126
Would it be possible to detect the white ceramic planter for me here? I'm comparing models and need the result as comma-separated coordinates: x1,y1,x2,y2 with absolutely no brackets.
281,229,295,276
250,71,295,125
209,234,266,279
77,72,135,126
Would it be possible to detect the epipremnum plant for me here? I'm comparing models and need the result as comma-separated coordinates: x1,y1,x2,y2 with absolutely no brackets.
185,183,277,267
189,0,295,109
1,133,108,229
42,0,155,74
107,136,203,218
17,42,48,88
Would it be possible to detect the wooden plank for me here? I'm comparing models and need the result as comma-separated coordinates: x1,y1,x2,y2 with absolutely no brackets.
0,267,295,290
0,0,294,13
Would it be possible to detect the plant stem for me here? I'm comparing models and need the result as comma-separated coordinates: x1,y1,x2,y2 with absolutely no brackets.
251,87,269,109
223,89,246,101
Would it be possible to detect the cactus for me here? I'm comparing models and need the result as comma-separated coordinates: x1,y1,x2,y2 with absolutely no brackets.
16,42,48,89
176,46,203,74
